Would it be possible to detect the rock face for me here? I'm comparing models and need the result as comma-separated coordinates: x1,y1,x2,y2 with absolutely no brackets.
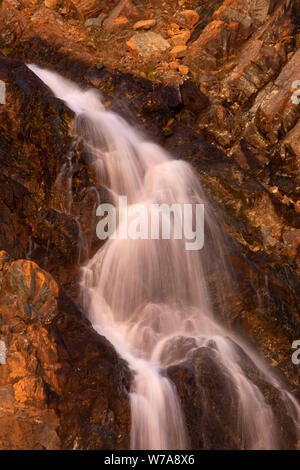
167,337,298,450
0,0,299,450
0,55,183,295
0,251,130,449
0,57,84,295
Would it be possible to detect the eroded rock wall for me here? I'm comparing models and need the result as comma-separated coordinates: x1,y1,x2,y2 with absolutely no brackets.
0,0,299,449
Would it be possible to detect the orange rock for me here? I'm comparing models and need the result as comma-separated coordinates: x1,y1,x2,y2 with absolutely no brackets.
178,65,189,75
169,61,179,70
18,0,40,5
13,376,47,405
185,20,229,63
178,9,199,29
103,0,135,31
0,250,10,270
133,19,156,30
0,255,131,449
110,16,129,30
269,186,281,197
167,23,181,37
170,30,190,46
3,259,59,324
257,48,300,141
169,45,187,58
44,0,58,8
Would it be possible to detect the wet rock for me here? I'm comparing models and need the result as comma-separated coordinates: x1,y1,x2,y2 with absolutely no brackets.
0,57,97,291
126,32,170,56
12,6,94,71
198,102,234,147
0,256,131,449
168,338,298,449
180,80,209,116
0,0,299,447
36,209,82,263
168,346,241,449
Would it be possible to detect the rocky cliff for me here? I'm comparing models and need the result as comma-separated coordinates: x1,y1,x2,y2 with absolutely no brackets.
0,0,299,449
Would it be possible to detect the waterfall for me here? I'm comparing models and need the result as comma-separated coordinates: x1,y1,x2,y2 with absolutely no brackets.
27,64,300,450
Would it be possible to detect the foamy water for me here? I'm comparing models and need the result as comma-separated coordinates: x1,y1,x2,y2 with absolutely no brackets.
28,64,300,450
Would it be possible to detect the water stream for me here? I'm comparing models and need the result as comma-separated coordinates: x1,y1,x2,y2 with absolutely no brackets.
28,64,300,450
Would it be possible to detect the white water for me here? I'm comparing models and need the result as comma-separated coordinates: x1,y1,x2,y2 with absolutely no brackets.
28,64,300,450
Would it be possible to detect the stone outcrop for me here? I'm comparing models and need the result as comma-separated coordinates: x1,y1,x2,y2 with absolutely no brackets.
167,337,299,450
0,251,130,449
0,0,299,449
0,55,183,297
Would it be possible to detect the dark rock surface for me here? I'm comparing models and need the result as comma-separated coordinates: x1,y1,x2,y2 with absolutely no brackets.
167,337,298,449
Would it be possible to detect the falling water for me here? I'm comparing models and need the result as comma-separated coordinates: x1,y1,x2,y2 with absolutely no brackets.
28,64,300,450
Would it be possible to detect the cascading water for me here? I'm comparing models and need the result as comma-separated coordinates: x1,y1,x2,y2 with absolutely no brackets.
28,64,300,450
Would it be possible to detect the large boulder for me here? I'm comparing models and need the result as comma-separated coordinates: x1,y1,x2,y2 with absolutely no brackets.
0,252,130,449
167,336,298,449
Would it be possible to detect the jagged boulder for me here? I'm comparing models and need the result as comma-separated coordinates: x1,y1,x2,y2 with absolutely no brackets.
167,337,298,449
0,252,131,449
